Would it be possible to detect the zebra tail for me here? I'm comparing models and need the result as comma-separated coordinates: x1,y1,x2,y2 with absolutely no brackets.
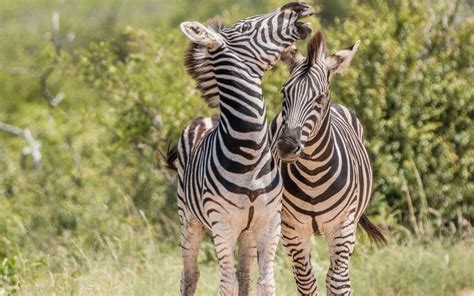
359,214,387,247
159,142,178,171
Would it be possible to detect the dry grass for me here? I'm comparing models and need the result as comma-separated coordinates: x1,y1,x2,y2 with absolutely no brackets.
16,237,474,296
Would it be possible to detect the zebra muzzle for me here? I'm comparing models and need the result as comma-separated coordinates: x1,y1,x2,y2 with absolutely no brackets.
277,127,303,162
296,22,312,40
281,2,314,40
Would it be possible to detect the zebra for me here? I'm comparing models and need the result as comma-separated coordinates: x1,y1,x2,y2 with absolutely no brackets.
166,3,314,295
269,32,387,295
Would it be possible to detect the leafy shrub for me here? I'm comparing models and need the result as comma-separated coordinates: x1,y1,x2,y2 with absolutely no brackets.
0,257,19,293
325,0,473,237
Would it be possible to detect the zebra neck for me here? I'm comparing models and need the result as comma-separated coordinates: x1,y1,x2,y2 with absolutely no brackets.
215,61,268,147
302,108,335,162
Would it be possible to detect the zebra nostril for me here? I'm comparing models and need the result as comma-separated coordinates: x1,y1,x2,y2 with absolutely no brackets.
293,145,302,154
289,144,298,153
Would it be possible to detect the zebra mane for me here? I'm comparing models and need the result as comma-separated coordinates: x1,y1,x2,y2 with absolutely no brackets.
183,17,224,109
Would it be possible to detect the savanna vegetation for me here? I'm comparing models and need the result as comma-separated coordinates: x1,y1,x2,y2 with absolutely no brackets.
0,0,473,295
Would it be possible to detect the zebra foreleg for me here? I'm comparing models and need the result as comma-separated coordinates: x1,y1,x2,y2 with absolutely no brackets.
212,223,239,296
281,220,317,296
236,231,257,296
255,213,281,296
325,218,357,296
180,218,206,296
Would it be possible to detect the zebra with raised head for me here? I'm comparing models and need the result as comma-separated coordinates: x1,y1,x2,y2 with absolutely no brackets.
166,3,314,295
270,32,386,295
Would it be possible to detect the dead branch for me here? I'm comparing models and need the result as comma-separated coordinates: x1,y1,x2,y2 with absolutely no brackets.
39,65,65,107
51,11,62,56
38,10,65,107
0,122,42,170
0,11,66,108
0,65,39,78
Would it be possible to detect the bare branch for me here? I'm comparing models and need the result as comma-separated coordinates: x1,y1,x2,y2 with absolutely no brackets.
51,10,62,56
0,11,67,108
35,10,66,107
39,66,66,107
0,122,42,170
0,122,23,136
0,65,40,78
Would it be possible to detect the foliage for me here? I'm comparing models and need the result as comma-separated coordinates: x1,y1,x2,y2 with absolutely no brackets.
0,257,19,294
325,0,473,238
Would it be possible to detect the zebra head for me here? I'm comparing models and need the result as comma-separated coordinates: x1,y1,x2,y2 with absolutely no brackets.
180,2,314,76
277,32,360,162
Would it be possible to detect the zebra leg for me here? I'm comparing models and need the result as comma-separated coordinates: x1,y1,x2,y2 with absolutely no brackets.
180,218,206,296
325,217,357,296
236,231,257,296
212,224,239,296
281,220,317,296
255,213,280,296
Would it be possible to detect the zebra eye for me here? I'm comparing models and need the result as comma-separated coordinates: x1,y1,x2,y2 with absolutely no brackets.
239,23,252,33
315,94,325,104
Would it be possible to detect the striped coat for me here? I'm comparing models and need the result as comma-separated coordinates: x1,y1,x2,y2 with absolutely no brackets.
167,3,314,295
270,32,386,296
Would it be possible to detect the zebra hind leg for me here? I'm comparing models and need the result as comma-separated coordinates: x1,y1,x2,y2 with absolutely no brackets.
281,220,317,296
236,231,257,296
325,218,357,296
255,213,281,296
180,218,206,296
212,223,239,296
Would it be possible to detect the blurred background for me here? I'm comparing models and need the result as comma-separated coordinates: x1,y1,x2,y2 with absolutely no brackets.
0,0,473,295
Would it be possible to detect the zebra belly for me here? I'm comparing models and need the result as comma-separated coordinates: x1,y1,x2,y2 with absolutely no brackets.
182,160,282,232
282,183,358,234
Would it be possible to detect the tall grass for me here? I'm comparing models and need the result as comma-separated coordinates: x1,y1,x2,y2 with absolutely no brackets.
17,235,474,296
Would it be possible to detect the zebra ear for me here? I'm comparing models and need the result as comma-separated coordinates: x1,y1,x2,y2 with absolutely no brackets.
180,21,222,48
325,40,360,76
281,45,305,72
307,31,326,66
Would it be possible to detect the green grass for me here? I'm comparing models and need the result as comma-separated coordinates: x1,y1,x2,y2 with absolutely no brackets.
16,237,474,296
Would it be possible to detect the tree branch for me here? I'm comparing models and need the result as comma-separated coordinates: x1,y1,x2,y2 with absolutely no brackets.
0,11,66,108
0,65,39,78
39,66,65,107
0,122,42,170
37,10,65,108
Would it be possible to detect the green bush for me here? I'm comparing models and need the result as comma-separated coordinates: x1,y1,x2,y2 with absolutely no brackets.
0,256,19,293
325,0,473,238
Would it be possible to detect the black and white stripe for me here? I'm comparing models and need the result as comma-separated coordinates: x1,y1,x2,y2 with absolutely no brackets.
167,3,314,295
270,32,386,296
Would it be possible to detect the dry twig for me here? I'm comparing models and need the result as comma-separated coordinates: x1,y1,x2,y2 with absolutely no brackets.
0,122,42,170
